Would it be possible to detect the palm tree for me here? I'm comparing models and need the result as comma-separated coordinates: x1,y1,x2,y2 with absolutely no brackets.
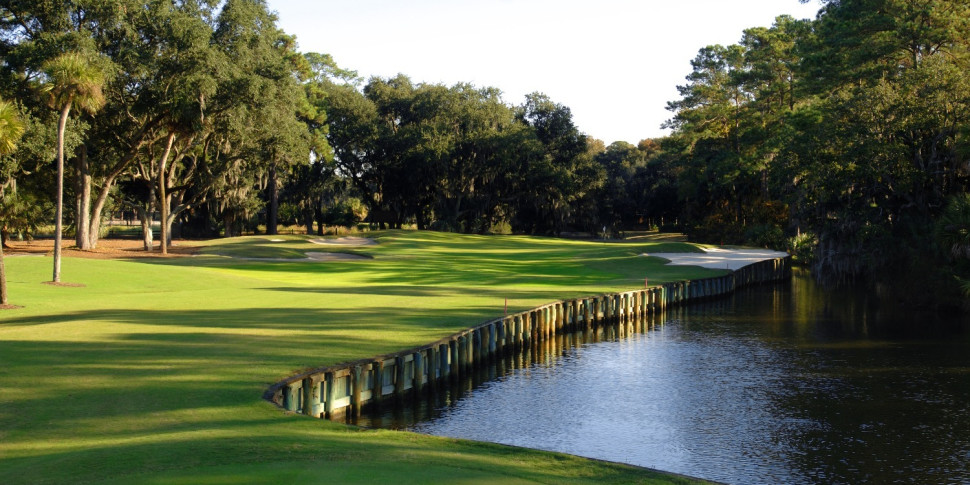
0,97,25,306
41,52,107,283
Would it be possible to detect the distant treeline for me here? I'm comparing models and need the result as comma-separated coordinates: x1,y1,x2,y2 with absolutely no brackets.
1,1,969,301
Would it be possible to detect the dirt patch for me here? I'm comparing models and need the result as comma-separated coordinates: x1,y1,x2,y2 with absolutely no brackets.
0,304,23,310
42,281,86,287
4,239,200,259
309,236,376,246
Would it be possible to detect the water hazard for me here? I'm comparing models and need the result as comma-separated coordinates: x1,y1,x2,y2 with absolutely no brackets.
354,270,970,484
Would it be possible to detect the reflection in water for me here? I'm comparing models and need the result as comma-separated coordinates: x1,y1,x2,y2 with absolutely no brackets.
356,270,970,485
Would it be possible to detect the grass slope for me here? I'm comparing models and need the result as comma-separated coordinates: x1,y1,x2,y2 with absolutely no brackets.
0,231,718,484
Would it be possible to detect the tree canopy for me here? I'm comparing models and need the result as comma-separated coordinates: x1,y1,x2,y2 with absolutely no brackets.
2,0,969,303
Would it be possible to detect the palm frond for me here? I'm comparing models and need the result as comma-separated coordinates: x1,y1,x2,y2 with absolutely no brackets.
41,52,108,114
0,98,25,156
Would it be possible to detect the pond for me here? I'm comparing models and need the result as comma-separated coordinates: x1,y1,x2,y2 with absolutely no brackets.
355,270,970,484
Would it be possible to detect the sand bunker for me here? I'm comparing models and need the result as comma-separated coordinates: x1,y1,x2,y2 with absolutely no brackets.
228,251,370,262
305,252,369,261
309,236,377,246
643,247,788,271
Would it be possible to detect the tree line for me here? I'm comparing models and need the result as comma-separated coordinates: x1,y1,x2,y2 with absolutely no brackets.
1,0,969,305
662,0,970,303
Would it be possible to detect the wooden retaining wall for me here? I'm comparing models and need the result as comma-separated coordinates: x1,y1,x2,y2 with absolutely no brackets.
266,256,791,419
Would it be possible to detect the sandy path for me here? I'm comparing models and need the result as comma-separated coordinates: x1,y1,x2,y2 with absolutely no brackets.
644,247,788,271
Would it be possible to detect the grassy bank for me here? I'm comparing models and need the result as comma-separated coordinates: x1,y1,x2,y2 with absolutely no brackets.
0,231,719,484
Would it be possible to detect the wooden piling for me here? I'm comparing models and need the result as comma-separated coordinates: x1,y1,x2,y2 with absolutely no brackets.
413,351,426,393
323,371,335,419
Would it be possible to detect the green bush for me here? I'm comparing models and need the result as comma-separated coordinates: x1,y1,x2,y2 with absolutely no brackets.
487,220,512,235
786,232,817,264
744,223,785,249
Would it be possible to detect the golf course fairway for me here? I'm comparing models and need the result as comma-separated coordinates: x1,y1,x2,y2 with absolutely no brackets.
0,231,720,484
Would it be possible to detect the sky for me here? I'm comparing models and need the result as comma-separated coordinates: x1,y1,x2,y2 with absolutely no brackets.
267,0,824,145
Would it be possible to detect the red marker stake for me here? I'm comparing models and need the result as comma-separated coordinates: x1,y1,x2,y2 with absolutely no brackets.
645,277,649,288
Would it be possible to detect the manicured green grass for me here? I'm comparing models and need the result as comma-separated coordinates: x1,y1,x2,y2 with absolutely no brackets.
0,230,718,484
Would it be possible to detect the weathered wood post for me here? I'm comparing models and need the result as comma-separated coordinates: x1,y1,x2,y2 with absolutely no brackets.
537,308,546,340
633,292,639,322
624,293,631,324
487,322,496,356
438,342,450,380
618,294,625,325
372,360,385,404
413,351,426,394
612,294,620,323
472,328,481,364
499,317,515,355
556,303,562,334
520,314,529,345
294,380,307,414
283,380,299,413
323,371,335,419
564,300,572,330
525,312,533,342
448,338,459,378
426,346,438,391
529,311,537,342
457,334,468,373
571,300,580,330
394,355,407,398
351,364,363,416
543,306,551,339
510,315,519,347
611,295,617,323
638,290,646,320
546,306,553,339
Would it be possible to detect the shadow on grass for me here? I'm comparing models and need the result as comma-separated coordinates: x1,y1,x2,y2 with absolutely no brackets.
1,416,678,485
0,304,505,332
255,284,586,300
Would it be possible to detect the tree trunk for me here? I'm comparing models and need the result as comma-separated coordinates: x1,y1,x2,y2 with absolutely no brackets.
138,204,154,251
302,204,313,235
314,200,324,235
53,101,71,283
86,175,121,250
75,145,92,249
0,239,7,305
267,162,278,235
158,132,175,255
224,211,239,237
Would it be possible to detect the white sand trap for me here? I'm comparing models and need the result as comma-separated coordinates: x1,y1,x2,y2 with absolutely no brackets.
305,252,369,261
224,252,370,262
310,236,377,246
643,247,788,271
268,238,285,242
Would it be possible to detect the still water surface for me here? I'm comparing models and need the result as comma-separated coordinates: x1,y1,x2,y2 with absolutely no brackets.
357,271,970,484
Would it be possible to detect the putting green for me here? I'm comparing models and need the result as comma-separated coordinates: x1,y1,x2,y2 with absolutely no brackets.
0,231,717,484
